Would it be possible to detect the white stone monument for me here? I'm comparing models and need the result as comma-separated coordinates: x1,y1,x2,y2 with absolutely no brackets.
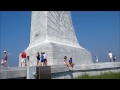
19,11,93,67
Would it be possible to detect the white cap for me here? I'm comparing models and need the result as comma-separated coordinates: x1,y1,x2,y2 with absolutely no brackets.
4,51,6,52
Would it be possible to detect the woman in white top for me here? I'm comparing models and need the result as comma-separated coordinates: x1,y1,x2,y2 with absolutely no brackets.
43,52,47,66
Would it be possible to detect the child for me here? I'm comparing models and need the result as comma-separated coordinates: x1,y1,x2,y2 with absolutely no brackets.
68,57,75,68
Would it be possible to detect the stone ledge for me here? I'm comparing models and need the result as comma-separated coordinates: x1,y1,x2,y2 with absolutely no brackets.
51,62,120,73
0,62,120,79
0,69,26,79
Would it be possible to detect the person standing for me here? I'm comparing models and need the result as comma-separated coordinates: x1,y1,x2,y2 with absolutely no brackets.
40,52,45,66
95,56,99,63
43,52,47,66
36,52,40,66
21,51,27,67
3,51,9,67
113,55,116,62
108,51,113,62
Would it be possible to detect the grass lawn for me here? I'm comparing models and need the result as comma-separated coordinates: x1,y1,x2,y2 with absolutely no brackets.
75,72,120,79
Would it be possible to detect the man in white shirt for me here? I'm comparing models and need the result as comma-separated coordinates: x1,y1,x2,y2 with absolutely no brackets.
108,51,113,62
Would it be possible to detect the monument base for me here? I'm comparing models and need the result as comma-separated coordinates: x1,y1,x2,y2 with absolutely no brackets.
19,41,93,67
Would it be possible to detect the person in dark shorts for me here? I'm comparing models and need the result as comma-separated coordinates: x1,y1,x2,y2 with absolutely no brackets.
36,52,40,66
40,52,45,66
113,55,116,62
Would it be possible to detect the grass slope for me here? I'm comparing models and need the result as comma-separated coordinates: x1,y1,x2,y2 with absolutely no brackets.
75,72,120,79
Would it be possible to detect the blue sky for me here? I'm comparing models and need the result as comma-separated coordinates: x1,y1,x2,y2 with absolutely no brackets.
0,11,120,67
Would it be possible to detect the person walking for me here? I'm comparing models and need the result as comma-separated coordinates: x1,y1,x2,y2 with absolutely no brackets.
3,51,9,67
95,56,99,63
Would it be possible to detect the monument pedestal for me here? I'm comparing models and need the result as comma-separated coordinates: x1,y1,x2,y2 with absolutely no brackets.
19,41,92,66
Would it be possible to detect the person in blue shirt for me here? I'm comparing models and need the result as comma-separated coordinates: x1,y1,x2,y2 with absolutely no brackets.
40,52,45,66
68,57,75,68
